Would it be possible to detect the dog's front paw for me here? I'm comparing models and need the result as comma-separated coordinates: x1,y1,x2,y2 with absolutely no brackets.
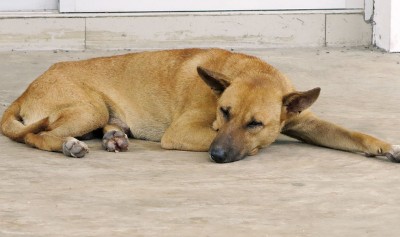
102,130,129,152
63,138,89,158
386,145,400,162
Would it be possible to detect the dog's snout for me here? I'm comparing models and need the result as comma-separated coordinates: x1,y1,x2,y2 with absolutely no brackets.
210,146,228,163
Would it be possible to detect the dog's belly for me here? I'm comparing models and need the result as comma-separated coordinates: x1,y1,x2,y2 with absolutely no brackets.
127,120,168,142
122,109,171,142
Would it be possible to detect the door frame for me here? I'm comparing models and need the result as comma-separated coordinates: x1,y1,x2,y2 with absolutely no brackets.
373,0,400,52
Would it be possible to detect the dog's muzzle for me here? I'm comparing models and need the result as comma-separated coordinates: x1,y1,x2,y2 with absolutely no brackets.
209,145,245,163
209,146,229,163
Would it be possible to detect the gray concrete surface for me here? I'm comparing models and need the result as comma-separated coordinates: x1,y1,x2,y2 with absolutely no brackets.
0,48,399,237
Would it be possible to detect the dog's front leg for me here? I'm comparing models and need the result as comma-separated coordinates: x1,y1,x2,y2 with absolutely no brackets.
161,112,217,152
282,111,400,162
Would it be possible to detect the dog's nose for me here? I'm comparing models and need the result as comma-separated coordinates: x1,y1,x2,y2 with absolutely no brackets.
210,147,228,163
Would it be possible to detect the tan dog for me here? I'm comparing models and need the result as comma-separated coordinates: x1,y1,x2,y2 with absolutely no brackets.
1,48,399,163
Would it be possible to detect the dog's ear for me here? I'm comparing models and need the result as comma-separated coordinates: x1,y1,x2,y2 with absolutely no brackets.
197,66,231,95
283,87,321,114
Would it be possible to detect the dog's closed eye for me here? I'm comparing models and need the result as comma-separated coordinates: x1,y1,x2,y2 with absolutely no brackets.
246,120,263,129
220,106,231,120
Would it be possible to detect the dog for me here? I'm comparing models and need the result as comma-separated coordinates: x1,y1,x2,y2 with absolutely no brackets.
1,48,399,163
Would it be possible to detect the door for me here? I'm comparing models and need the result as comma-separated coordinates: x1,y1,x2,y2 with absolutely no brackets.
0,0,57,11
60,0,364,13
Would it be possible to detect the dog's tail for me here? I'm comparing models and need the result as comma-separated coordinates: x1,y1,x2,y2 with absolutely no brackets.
0,102,49,142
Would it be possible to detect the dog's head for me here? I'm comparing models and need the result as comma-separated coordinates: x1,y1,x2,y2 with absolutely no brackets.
197,66,320,163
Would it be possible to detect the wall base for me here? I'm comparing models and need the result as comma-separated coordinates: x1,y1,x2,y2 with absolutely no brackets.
0,11,372,51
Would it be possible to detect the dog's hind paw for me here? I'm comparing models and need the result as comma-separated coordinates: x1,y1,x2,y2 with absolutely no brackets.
102,130,129,152
63,138,89,158
386,145,400,162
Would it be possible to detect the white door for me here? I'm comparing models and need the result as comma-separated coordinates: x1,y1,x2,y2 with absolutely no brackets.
60,0,364,13
0,0,57,11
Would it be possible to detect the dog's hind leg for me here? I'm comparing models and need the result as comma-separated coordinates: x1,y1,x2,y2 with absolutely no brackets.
282,111,399,162
25,133,89,158
24,103,109,158
101,117,130,152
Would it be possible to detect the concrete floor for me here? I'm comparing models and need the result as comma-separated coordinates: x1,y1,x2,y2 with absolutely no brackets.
0,47,400,237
